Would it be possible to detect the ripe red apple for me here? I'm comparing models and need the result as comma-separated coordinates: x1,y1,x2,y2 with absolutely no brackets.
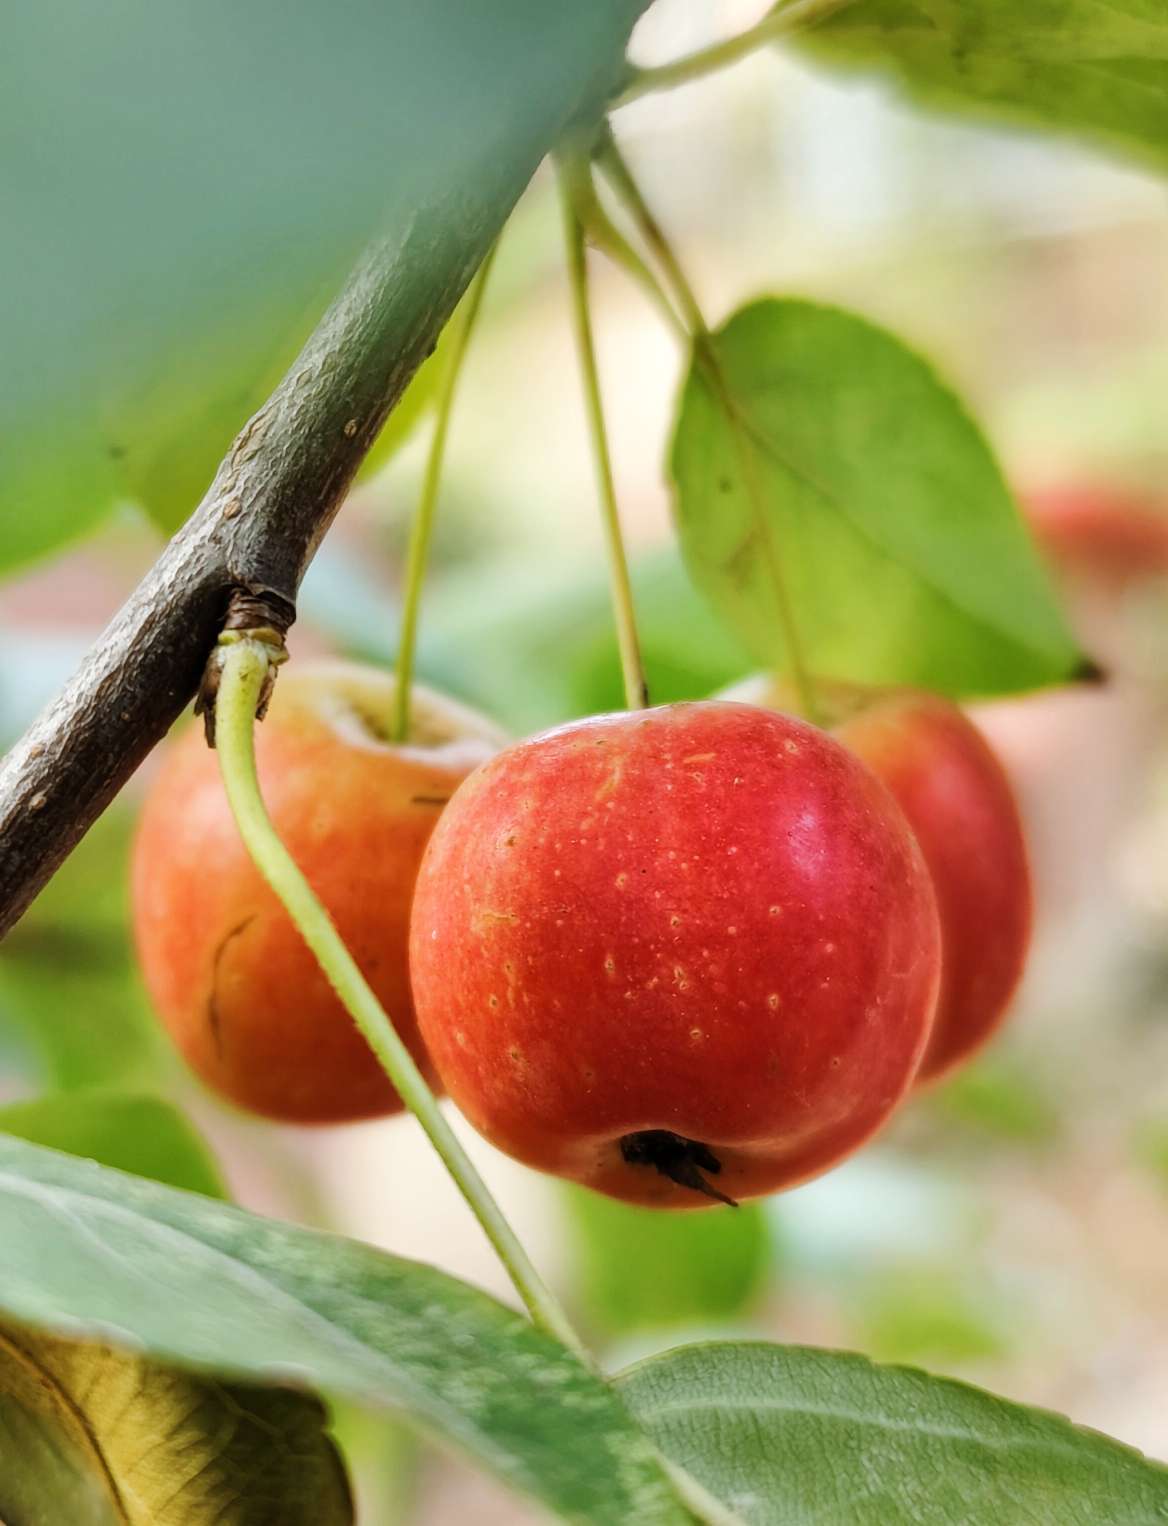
725,676,1031,1084
132,660,506,1124
409,702,941,1208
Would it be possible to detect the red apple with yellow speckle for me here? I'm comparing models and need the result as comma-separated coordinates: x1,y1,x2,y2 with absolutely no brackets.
132,660,505,1124
727,675,1032,1085
409,701,940,1207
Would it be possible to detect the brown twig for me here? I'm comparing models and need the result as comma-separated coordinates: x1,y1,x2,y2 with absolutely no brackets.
0,226,488,937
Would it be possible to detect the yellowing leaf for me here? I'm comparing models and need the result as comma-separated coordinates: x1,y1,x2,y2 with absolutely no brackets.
0,1322,352,1525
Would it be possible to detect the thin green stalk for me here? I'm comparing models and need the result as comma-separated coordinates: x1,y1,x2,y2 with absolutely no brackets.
558,169,649,711
595,132,707,340
614,0,858,108
214,635,587,1360
596,137,819,724
391,244,498,742
559,153,689,343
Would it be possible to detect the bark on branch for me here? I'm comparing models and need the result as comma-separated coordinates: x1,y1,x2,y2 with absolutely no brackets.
0,222,487,938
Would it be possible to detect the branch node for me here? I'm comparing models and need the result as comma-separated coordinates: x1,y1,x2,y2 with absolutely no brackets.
196,588,293,746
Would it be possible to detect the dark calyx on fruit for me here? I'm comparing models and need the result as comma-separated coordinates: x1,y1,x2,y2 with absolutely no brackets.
620,1130,738,1207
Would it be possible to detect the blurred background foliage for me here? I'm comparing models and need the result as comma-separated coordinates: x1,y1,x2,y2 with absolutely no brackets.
2,2,1168,1520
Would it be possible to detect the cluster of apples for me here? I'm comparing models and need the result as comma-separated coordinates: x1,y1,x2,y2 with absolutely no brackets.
132,654,1030,1209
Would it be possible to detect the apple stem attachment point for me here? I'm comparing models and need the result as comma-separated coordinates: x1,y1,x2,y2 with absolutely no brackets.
620,1129,739,1207
197,593,291,747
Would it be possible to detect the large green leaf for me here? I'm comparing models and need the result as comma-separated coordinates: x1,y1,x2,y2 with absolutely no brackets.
803,2,1168,175
0,1322,352,1525
0,1092,227,1200
0,1136,690,1525
563,1185,772,1339
619,1341,1168,1524
670,299,1081,697
0,2,647,568
128,296,448,536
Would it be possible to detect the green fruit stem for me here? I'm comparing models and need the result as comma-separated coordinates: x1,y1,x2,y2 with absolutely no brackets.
613,0,858,108
392,243,499,744
594,134,820,726
560,168,649,712
213,634,586,1360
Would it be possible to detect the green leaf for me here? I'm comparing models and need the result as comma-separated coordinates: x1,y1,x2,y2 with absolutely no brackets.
0,1093,227,1200
803,2,1168,175
129,297,446,536
0,1321,352,1525
849,1270,1009,1366
670,300,1081,697
423,547,754,734
619,1340,1168,1524
929,1057,1061,1147
0,808,167,1090
0,3,647,568
1132,1120,1168,1192
563,1184,771,1338
0,1136,690,1526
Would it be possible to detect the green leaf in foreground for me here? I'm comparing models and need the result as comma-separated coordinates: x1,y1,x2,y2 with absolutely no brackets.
0,1320,352,1525
670,299,1081,698
803,2,1168,178
563,1184,771,1338
0,1091,227,1199
0,2,647,568
0,1136,690,1526
618,1340,1168,1525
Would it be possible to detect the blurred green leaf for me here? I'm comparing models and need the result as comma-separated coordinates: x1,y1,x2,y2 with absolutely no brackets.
563,1183,772,1338
804,3,1168,175
0,3,647,567
0,1322,352,1525
929,1056,1061,1147
670,300,1081,698
332,1404,422,1526
130,295,449,536
0,1092,226,1199
620,1340,1168,1524
1132,1120,1168,1192
424,546,753,734
0,808,166,1089
0,1137,690,1526
850,1269,1008,1366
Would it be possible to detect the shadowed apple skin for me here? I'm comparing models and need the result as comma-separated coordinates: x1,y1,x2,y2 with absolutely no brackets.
409,701,941,1208
132,660,506,1124
835,692,1032,1084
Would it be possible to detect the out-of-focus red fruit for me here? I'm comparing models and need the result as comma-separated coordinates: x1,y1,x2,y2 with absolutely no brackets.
132,660,506,1124
1025,483,1168,590
409,702,941,1208
834,694,1032,1083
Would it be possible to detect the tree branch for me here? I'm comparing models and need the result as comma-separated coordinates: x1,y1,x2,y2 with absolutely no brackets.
0,4,654,940
0,222,490,938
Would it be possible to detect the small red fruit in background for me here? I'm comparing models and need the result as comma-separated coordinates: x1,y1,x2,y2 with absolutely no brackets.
726,676,1032,1085
1024,482,1168,591
132,660,506,1124
409,701,941,1208
835,693,1032,1084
